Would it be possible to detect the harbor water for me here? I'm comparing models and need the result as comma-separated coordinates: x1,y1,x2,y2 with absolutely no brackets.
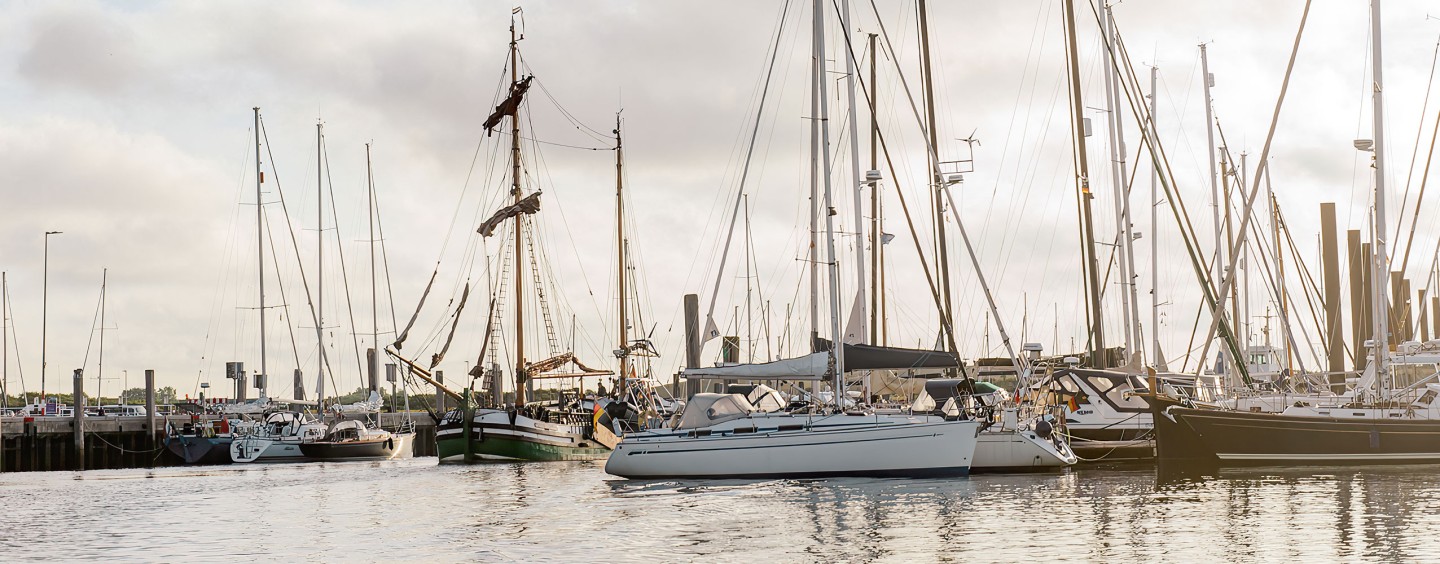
2,459,1438,562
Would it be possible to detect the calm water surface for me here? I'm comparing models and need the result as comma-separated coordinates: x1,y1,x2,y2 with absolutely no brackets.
2,459,1438,562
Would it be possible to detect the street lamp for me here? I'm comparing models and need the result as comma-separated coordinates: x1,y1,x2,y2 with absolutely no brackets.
41,230,62,402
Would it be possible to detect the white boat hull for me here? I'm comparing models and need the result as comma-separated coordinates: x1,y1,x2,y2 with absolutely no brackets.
230,436,306,463
605,414,981,479
972,428,1076,470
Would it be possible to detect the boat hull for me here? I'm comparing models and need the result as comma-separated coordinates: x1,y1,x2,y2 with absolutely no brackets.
164,435,233,465
299,432,414,460
1159,405,1440,466
436,409,610,462
972,428,1076,471
230,436,306,463
605,415,981,479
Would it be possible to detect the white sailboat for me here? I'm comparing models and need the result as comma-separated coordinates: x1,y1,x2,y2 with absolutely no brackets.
606,0,981,480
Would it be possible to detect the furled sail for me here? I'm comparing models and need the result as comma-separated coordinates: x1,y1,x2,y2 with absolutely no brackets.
477,191,542,237
483,75,534,136
429,282,471,369
681,342,960,381
393,268,438,351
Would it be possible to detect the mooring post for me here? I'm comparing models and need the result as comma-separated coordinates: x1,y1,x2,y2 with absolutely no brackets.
145,370,157,449
435,370,446,414
683,293,700,399
462,385,474,463
72,368,84,470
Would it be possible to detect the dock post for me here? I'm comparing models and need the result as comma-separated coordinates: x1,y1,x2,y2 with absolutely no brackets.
73,368,84,470
435,370,446,414
683,293,700,399
462,386,474,463
1319,204,1343,388
145,370,157,449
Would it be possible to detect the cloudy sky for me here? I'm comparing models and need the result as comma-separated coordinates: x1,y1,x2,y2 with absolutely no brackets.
1,0,1437,401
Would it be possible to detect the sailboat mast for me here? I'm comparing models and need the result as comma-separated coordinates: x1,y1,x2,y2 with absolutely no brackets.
511,16,528,406
615,115,628,394
1100,4,1139,363
96,268,106,401
918,0,953,346
2,272,6,406
1062,0,1107,368
368,143,379,391
254,107,268,393
316,121,326,406
841,0,867,344
1200,45,1224,333
1370,0,1391,397
808,0,821,350
814,0,846,399
1149,65,1162,366
868,32,881,346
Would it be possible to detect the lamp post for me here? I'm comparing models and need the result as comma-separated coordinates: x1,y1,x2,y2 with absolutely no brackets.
41,230,62,402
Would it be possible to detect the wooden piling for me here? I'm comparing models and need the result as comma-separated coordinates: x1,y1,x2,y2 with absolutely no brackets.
683,293,700,399
434,370,446,413
145,370,157,449
1320,203,1343,379
72,369,84,470
1347,230,1364,369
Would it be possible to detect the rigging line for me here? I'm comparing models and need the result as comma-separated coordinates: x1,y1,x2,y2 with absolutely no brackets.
198,125,260,390
494,130,614,152
1392,33,1440,259
1398,102,1440,276
258,117,327,382
3,283,28,396
703,0,794,341
79,272,104,372
1096,6,1240,375
321,134,366,389
264,206,303,370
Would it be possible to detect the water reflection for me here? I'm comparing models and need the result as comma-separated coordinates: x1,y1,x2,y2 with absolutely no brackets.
1,459,1437,561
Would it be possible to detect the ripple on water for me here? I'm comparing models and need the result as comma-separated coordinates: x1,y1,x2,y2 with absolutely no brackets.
2,459,1438,561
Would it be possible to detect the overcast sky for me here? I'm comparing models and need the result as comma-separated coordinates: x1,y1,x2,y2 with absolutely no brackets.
2,0,1437,401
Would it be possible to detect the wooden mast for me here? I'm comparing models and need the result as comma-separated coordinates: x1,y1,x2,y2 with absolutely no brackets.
511,13,527,406
1062,0,1107,368
615,115,628,395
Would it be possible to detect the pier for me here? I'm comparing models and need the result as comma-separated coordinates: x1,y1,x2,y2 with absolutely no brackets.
0,413,437,472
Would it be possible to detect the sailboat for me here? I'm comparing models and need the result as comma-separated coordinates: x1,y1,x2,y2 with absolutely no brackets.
300,143,415,462
397,13,617,462
605,0,981,480
1152,0,1440,467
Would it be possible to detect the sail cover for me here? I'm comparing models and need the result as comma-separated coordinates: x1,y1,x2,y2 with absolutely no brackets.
477,191,542,237
681,343,959,381
483,75,534,135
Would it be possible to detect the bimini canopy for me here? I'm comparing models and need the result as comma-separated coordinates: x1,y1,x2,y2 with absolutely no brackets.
674,393,756,430
680,343,960,381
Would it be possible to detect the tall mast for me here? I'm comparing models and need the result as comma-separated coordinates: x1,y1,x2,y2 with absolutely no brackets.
1370,0,1391,397
2,272,6,406
1199,45,1224,333
814,0,846,398
868,32,881,345
1101,4,1140,364
615,115,628,394
511,15,528,406
1062,0,1107,367
316,121,325,405
840,0,867,344
918,0,953,345
1149,65,1162,366
96,268,107,401
367,143,378,385
254,107,268,395
808,0,821,350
